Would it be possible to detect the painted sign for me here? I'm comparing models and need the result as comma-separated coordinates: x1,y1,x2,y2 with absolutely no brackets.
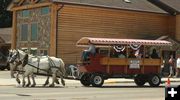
129,59,140,69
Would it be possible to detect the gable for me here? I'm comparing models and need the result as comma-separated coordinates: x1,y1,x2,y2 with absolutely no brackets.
18,0,46,6
8,0,50,10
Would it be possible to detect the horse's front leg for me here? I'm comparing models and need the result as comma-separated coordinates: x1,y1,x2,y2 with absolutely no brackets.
43,76,49,87
22,74,26,87
16,72,21,84
60,75,65,86
31,74,36,87
10,64,15,78
25,76,31,87
22,72,29,87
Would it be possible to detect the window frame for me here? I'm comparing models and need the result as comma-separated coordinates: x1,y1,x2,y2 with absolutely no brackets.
41,7,50,15
22,10,30,18
20,23,29,42
30,22,38,41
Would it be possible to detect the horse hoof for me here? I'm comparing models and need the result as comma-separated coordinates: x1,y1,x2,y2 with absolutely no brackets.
49,84,55,87
55,79,60,84
22,84,25,87
16,80,21,84
11,76,15,78
26,84,30,87
62,83,65,86
31,85,35,87
62,80,65,86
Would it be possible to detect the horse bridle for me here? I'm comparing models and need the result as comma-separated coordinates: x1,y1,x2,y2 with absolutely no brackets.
9,50,22,65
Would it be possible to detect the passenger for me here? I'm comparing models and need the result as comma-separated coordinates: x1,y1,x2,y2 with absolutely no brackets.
111,49,118,58
135,49,143,58
145,53,149,58
128,51,136,58
151,49,159,59
81,43,96,61
168,54,175,77
136,53,143,59
88,43,96,55
118,52,126,58
175,55,180,77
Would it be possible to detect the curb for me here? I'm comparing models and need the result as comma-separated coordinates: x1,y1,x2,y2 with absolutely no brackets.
104,78,180,84
0,78,180,86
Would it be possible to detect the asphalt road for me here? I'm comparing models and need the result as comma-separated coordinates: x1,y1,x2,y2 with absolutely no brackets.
0,71,180,100
0,84,165,100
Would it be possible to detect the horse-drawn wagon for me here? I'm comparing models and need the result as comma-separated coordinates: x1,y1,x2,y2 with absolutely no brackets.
76,37,172,87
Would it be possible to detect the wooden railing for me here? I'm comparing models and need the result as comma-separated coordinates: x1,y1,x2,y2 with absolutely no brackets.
100,57,161,66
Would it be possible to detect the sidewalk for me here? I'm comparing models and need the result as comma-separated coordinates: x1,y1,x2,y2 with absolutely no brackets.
0,77,180,86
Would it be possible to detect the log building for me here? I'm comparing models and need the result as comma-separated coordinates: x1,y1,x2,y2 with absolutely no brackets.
8,0,180,64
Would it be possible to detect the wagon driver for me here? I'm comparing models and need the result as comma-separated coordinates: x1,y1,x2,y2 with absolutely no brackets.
82,42,96,61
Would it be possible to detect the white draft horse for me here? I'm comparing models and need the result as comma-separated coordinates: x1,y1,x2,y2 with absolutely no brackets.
8,49,25,84
8,49,66,87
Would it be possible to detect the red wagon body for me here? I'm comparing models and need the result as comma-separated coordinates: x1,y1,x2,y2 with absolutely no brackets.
76,37,172,87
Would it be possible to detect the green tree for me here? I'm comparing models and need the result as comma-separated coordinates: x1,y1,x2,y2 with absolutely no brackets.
0,0,12,28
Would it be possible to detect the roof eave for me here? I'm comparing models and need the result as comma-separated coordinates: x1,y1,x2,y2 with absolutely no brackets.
52,1,168,14
148,0,179,15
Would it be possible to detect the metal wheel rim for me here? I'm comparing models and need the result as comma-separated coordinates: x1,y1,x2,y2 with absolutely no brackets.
94,76,102,85
152,76,159,85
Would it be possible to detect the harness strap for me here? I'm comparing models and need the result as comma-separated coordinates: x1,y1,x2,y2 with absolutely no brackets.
27,63,48,73
48,56,59,69
37,57,40,74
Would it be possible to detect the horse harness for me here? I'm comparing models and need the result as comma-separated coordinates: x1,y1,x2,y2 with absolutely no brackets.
22,55,59,75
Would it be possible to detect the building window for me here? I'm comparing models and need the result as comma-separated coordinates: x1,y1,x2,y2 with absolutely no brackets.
41,7,50,15
22,10,30,17
21,24,28,41
31,23,38,41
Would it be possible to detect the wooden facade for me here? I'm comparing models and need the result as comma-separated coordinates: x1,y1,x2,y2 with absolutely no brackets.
9,0,177,64
57,4,173,64
176,15,180,40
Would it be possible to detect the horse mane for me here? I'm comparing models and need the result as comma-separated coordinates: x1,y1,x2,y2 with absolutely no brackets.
22,54,28,67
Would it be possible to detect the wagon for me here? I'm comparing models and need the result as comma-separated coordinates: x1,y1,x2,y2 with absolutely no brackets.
76,37,172,87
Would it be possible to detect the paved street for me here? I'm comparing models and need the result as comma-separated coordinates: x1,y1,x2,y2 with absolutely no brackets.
0,85,165,100
0,71,180,100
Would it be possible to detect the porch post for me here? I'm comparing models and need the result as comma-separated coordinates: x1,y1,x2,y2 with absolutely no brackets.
11,11,17,49
49,4,57,56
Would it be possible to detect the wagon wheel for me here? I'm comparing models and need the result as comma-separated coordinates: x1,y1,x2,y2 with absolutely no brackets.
148,74,161,87
91,73,104,87
134,75,146,86
80,74,91,86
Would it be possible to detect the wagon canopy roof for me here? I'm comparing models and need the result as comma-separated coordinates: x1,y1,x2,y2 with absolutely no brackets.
76,37,172,46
